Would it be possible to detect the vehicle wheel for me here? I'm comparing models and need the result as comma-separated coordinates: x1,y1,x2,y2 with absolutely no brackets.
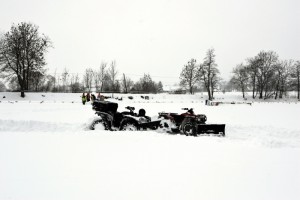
89,119,107,130
158,119,172,133
220,131,225,137
120,121,138,131
183,123,196,136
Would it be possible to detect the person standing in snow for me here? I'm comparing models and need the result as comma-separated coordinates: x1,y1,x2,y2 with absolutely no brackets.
91,94,96,102
97,92,105,101
99,95,105,101
82,93,87,105
86,92,91,102
97,92,101,100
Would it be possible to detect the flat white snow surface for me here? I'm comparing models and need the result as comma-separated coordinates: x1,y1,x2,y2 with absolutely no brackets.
0,93,300,200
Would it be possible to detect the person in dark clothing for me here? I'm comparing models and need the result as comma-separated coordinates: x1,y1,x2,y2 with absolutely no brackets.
138,109,146,117
82,93,87,105
86,93,90,102
91,94,96,102
97,92,101,100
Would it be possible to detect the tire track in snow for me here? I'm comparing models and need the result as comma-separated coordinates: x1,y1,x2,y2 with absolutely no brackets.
1,119,299,148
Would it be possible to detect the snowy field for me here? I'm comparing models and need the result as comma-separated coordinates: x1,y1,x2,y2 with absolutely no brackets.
0,92,300,200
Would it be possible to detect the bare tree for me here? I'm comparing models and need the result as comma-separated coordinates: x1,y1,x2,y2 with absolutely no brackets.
115,80,121,92
83,68,94,92
231,51,298,100
179,58,199,94
0,22,51,97
61,67,69,92
133,74,158,93
246,57,260,99
210,67,221,98
157,81,164,93
108,60,118,92
93,62,108,92
141,74,155,93
255,51,278,99
199,49,220,100
231,63,249,98
70,73,82,93
292,61,300,99
273,60,293,99
43,74,55,92
99,62,107,92
31,69,46,91
93,69,100,92
122,73,133,93
52,68,58,92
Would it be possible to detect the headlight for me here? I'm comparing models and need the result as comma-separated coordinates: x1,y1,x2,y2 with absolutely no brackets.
196,115,207,123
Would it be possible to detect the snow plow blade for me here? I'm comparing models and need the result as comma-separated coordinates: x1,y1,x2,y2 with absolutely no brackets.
196,124,225,136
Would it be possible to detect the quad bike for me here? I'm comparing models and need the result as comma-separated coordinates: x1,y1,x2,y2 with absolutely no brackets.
158,108,225,136
90,100,160,131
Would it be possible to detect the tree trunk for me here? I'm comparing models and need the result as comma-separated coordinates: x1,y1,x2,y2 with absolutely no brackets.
264,89,267,99
21,90,25,98
259,90,263,99
20,82,25,98
210,81,214,100
207,87,212,100
279,90,283,99
242,86,245,99
252,76,256,99
17,75,26,98
26,68,30,91
123,74,128,93
275,81,279,100
207,77,211,100
20,76,25,97
297,71,300,100
188,78,193,94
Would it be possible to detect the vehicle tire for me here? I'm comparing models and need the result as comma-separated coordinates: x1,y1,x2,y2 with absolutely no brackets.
183,122,196,136
120,120,138,131
220,131,225,137
158,119,172,133
89,119,107,130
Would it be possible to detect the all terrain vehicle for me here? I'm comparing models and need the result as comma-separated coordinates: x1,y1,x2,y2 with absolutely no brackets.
90,100,160,131
158,108,225,136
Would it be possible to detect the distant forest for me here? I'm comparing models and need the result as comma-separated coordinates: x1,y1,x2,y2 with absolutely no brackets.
1,22,299,100
179,49,300,100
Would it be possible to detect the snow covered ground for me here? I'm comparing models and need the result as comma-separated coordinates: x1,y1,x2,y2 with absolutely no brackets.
0,92,300,200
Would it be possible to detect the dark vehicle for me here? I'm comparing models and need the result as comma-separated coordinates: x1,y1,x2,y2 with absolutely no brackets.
90,100,160,131
158,108,225,136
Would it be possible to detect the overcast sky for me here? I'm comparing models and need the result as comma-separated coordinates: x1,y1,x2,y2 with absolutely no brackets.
1,0,299,87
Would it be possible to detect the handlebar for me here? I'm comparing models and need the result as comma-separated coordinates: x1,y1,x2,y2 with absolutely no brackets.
182,108,193,111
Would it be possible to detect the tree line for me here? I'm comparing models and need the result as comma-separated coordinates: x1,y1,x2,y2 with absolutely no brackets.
1,22,299,100
0,22,163,96
50,63,163,94
179,49,300,100
230,51,300,100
